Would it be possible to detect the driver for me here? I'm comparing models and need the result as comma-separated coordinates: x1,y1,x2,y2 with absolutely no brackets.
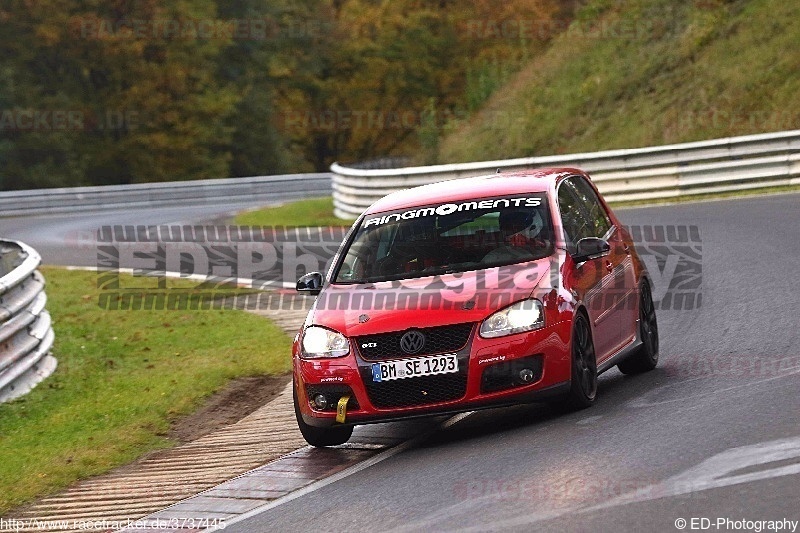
499,209,547,247
482,208,549,263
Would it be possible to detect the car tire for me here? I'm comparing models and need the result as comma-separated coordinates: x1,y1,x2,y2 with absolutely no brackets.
293,385,353,447
566,313,597,409
617,281,659,375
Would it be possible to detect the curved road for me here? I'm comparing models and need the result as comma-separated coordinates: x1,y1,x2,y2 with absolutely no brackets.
2,192,799,532
0,199,280,267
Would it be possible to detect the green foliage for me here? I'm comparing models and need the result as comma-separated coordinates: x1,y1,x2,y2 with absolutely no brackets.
5,0,794,189
0,0,569,189
217,0,318,176
305,0,564,167
439,0,800,162
466,57,517,112
0,1,239,188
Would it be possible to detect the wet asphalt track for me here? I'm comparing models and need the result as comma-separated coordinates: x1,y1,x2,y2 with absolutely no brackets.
3,192,800,532
0,200,272,267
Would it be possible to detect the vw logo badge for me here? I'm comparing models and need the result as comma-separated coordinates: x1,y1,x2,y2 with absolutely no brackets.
400,330,426,355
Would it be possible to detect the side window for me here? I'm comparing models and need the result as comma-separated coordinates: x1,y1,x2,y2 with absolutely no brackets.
571,176,612,238
557,181,589,254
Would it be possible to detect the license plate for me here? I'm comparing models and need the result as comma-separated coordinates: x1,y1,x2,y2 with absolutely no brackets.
371,354,458,382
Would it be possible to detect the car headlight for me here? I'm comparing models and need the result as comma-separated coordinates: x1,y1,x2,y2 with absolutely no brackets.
301,326,350,359
480,299,545,338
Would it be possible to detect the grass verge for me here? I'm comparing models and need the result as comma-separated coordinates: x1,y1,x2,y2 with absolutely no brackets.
234,197,351,227
0,268,292,514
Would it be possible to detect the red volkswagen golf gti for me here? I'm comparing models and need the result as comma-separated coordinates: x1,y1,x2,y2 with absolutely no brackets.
293,168,658,446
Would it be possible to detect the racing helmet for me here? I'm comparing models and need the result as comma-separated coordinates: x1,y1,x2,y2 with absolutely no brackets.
499,208,544,238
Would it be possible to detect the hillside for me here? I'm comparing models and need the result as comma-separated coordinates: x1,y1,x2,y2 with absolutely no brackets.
437,0,800,162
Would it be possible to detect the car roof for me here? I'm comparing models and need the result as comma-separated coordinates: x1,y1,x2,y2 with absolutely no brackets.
364,167,583,215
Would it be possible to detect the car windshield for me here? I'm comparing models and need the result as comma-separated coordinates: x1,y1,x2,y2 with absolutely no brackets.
334,195,554,283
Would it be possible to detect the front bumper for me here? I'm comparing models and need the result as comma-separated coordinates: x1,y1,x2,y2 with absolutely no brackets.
294,321,572,428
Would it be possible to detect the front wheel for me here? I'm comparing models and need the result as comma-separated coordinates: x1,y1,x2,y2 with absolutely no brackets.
566,313,597,409
293,386,353,447
617,282,659,375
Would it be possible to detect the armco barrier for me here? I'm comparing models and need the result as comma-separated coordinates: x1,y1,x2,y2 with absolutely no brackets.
0,240,56,403
0,173,331,216
331,130,800,219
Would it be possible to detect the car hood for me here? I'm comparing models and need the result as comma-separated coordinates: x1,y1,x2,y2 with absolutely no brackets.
307,258,553,337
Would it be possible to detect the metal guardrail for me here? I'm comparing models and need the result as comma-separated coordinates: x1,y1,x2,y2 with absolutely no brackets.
331,130,800,219
0,240,56,403
0,173,332,216
2,131,798,221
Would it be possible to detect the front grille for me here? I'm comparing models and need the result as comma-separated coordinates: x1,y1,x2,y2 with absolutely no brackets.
355,323,474,361
360,366,468,408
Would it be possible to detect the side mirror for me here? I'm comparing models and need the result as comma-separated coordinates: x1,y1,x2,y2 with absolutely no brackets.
296,272,324,295
573,237,610,263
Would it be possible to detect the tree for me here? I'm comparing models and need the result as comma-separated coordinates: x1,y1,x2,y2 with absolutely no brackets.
1,0,238,189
